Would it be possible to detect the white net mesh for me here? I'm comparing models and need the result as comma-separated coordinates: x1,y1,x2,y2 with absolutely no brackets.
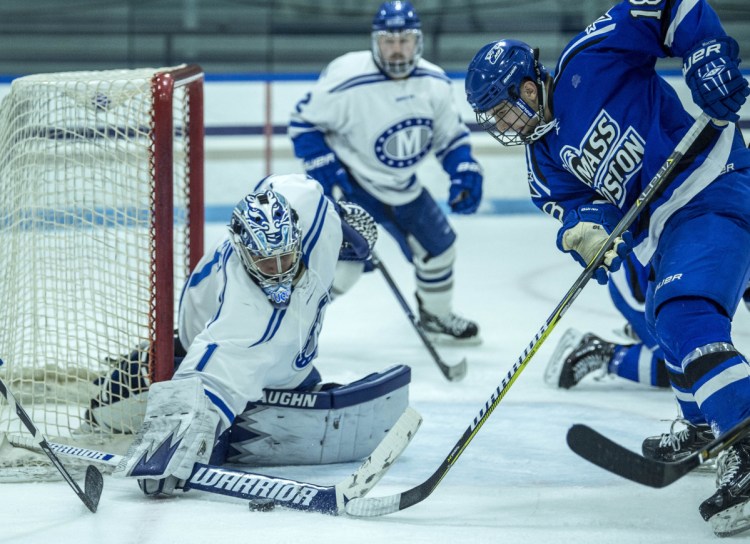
0,66,201,478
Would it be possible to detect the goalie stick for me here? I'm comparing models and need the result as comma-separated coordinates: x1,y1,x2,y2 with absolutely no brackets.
345,113,723,518
566,415,750,488
10,406,422,515
0,368,103,513
371,252,467,382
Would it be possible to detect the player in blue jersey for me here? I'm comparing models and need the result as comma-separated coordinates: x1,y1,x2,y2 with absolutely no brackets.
545,254,671,390
289,1,482,345
465,0,750,536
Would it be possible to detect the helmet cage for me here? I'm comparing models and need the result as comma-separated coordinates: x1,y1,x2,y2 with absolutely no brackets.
228,190,302,307
371,1,422,78
466,40,554,147
475,94,540,147
371,29,423,78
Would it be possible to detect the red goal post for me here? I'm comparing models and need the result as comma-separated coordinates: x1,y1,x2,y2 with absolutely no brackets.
0,64,204,470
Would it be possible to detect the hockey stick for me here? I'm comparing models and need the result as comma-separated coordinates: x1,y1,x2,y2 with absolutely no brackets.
0,368,103,513
564,115,738,478
371,252,467,382
11,406,422,515
567,415,750,488
345,113,721,517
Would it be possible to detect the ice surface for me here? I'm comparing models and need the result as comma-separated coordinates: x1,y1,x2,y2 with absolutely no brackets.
4,214,749,544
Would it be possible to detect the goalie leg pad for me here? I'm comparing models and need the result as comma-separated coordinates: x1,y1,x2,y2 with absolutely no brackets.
114,376,221,485
225,365,411,466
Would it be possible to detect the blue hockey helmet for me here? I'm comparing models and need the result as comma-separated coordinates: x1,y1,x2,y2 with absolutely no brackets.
228,189,302,308
465,39,554,146
371,1,423,78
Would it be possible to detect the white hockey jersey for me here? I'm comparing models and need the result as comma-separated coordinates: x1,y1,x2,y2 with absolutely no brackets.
289,51,472,206
175,174,342,430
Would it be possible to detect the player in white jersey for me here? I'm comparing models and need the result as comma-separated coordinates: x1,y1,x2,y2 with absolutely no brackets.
289,1,482,345
111,174,413,495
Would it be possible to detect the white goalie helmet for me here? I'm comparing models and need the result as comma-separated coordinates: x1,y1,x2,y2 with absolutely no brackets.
228,189,302,308
371,1,423,79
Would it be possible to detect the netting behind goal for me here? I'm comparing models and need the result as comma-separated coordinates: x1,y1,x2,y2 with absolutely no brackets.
0,65,204,470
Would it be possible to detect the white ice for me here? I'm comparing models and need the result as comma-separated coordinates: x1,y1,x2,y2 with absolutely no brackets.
5,214,750,544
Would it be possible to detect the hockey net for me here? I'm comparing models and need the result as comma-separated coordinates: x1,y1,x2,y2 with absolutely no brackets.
0,65,204,480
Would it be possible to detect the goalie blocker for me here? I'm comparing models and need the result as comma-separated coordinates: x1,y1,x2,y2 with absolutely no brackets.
87,353,411,468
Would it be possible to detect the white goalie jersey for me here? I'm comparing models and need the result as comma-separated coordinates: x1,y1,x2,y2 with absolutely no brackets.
289,51,472,206
175,175,343,431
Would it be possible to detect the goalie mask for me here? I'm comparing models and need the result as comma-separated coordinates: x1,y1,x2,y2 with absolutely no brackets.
371,1,423,79
229,190,302,308
465,39,554,146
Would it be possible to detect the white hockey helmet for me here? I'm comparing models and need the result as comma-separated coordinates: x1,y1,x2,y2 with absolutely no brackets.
228,189,302,308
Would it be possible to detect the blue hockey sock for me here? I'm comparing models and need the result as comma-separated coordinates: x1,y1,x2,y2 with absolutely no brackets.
609,344,669,387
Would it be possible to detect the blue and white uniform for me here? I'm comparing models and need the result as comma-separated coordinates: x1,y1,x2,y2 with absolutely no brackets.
608,256,669,387
526,0,750,434
175,175,341,431
290,51,472,207
289,50,482,337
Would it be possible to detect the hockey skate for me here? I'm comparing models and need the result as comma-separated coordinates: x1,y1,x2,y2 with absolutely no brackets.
544,328,614,388
699,438,750,537
642,419,715,466
417,296,481,346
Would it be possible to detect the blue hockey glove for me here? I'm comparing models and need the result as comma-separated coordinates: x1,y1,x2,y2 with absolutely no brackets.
302,152,353,198
337,201,378,262
448,162,483,214
683,37,750,123
556,203,633,285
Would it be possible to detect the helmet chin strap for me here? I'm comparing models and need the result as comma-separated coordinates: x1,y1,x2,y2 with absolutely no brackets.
533,48,547,124
524,47,558,143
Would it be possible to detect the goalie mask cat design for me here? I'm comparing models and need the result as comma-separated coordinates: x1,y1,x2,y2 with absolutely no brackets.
229,189,302,308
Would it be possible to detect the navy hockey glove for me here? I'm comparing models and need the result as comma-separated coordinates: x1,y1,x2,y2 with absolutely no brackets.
448,162,483,214
556,203,633,285
683,37,750,123
302,152,353,199
337,201,378,262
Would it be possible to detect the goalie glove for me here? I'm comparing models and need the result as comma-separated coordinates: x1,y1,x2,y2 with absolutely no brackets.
337,201,378,262
114,376,221,496
556,203,633,285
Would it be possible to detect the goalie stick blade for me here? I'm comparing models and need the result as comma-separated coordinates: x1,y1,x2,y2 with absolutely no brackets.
337,407,422,501
567,416,750,488
83,465,104,513
36,406,422,516
187,406,422,515
185,465,342,514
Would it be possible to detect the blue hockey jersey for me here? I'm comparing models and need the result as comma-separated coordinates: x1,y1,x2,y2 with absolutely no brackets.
526,0,750,265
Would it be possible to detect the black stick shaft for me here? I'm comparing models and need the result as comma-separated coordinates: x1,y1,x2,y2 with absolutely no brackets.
0,373,102,512
371,252,466,381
